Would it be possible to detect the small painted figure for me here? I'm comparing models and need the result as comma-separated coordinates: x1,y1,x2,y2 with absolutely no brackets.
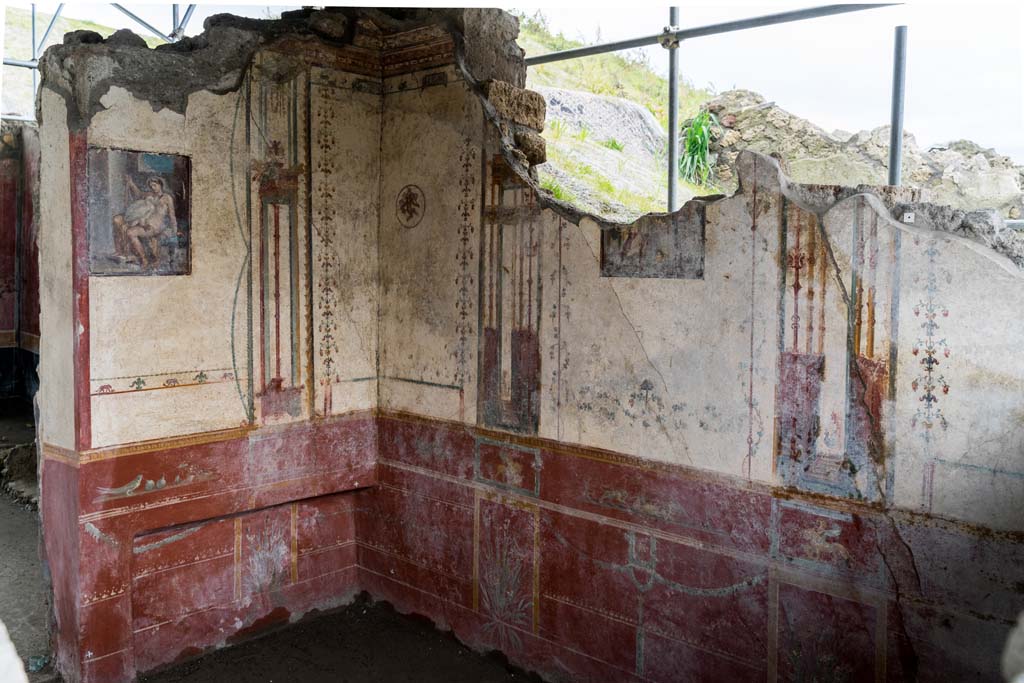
115,175,180,269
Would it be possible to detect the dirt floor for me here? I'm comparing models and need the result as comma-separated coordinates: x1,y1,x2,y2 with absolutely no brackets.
0,397,54,681
141,596,543,683
0,495,50,675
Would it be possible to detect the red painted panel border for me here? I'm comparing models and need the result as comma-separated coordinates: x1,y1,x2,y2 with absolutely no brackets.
69,130,90,450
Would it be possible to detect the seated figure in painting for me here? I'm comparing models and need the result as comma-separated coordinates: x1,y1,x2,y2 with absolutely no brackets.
112,175,179,270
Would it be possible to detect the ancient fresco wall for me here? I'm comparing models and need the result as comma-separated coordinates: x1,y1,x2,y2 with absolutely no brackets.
84,86,250,447
378,63,483,423
308,64,381,419
376,80,1024,533
0,120,40,396
537,173,781,481
0,128,19,354
891,227,1024,529
78,47,381,448
368,70,1024,682
36,29,386,683
32,8,1023,683
363,413,1021,683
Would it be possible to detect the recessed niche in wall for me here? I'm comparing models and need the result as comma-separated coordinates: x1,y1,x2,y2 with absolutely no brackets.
87,147,191,276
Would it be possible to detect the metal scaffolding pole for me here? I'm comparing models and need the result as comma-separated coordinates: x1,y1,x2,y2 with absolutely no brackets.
888,25,907,185
31,4,37,97
526,4,896,66
36,4,65,57
666,7,680,211
3,58,37,68
3,3,62,71
172,5,198,40
111,3,172,43
178,5,197,36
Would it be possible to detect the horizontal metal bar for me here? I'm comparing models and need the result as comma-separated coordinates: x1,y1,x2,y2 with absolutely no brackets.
3,58,39,68
36,3,65,56
526,4,899,66
110,3,172,43
1,114,36,122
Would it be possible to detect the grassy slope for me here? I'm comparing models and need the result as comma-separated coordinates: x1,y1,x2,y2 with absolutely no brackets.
516,11,714,218
3,7,163,115
517,11,708,131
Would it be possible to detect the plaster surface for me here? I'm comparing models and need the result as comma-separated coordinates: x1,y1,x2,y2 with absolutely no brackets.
31,8,1024,683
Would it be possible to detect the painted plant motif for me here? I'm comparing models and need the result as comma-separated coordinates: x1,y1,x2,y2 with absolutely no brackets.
87,147,191,276
912,237,951,510
479,526,531,653
244,524,289,600
396,184,425,228
576,380,746,438
313,99,340,414
453,143,477,394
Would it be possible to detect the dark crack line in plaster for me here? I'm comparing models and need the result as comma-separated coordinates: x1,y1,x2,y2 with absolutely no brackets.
790,194,926,675
572,221,691,465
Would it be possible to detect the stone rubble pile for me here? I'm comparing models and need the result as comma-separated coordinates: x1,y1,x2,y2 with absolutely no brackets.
702,89,1024,221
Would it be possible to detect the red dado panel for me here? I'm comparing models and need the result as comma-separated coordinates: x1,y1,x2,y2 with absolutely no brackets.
361,414,1020,683
43,413,376,683
43,412,1021,682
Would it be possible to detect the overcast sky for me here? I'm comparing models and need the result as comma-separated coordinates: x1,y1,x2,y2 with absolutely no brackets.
5,1,1023,163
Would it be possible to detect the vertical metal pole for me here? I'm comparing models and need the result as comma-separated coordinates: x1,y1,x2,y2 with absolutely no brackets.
31,4,37,97
667,6,680,211
887,25,907,186
172,4,179,37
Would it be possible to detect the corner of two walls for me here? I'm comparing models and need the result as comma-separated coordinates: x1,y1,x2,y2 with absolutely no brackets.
35,44,388,683
32,12,1024,682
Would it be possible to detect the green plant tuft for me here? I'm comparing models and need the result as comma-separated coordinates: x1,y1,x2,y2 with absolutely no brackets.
601,137,625,152
540,176,576,203
679,110,719,187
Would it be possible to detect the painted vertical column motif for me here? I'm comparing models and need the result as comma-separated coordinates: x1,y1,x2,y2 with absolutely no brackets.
776,201,827,488
250,55,307,421
845,202,891,500
478,155,542,434
775,197,899,502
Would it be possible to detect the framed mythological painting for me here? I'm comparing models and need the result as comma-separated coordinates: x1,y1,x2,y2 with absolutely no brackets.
87,147,191,276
